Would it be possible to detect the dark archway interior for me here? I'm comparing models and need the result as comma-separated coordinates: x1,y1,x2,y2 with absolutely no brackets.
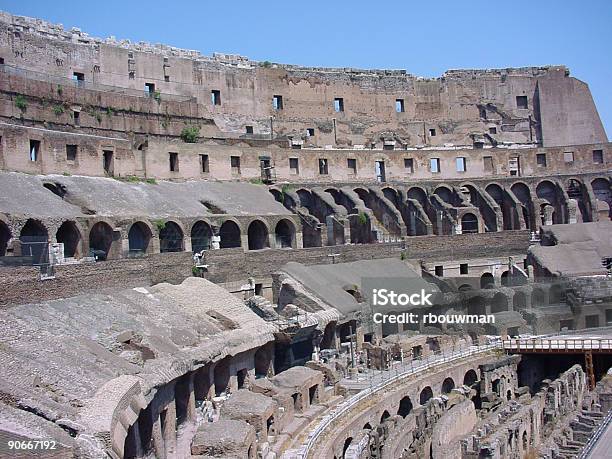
442,377,455,394
0,221,11,256
419,386,433,405
480,272,494,289
159,221,184,253
56,221,81,258
248,220,269,250
397,396,413,417
461,213,478,233
89,222,113,260
20,219,48,264
275,219,294,248
219,221,241,248
191,221,212,253
128,222,151,254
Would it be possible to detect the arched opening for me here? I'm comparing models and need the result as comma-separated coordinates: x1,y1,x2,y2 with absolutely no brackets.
458,284,473,292
219,220,241,249
491,293,509,313
397,396,413,417
434,186,453,204
464,369,478,387
513,291,527,310
214,357,231,396
0,221,11,256
56,221,81,258
536,180,557,202
419,386,433,405
254,346,272,378
89,221,113,260
191,221,212,253
592,178,612,218
407,187,427,204
467,296,487,315
248,220,270,250
128,221,152,255
500,271,510,287
159,221,184,253
275,219,295,248
507,389,512,401
20,219,48,264
461,213,479,233
492,379,501,396
480,272,494,289
320,321,337,350
380,410,390,423
363,422,372,430
442,377,455,394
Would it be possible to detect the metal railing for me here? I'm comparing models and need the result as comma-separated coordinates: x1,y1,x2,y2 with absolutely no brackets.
503,338,612,352
1,64,196,103
300,344,497,458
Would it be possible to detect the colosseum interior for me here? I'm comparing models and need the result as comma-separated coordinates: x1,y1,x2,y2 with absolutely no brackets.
0,9,611,459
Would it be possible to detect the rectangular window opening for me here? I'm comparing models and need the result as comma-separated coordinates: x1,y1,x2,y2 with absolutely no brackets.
435,265,444,277
245,125,254,134
318,158,329,175
103,150,114,175
395,99,405,113
29,140,40,162
430,158,441,173
72,72,85,83
164,75,170,82
169,152,179,172
306,128,315,137
536,153,547,167
489,126,497,134
66,144,77,161
73,110,80,126
289,157,299,175
460,263,469,275
456,157,466,172
334,98,344,112
347,158,357,175
483,156,494,173
429,128,436,137
516,95,528,109
211,90,221,106
200,154,209,173
593,149,604,164
144,82,155,95
230,155,241,174
404,158,414,173
273,95,283,110
564,151,574,164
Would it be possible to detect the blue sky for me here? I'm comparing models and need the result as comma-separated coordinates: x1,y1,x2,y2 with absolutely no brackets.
1,0,610,136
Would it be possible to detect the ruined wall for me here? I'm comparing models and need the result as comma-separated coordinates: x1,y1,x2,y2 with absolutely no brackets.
0,12,607,150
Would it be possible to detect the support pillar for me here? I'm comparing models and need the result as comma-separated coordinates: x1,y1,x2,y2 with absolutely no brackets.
162,402,177,458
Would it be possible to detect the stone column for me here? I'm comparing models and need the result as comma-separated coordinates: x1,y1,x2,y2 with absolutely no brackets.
162,402,177,458
187,373,196,423
151,412,165,459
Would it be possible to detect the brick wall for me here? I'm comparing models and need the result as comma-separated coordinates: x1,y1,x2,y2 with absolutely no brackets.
0,231,530,306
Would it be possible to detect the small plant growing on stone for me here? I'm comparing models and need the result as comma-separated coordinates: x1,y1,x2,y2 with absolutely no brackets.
15,95,27,112
153,219,166,232
57,85,63,96
153,91,161,103
106,107,113,117
53,105,64,116
145,178,157,185
358,211,368,225
400,251,406,261
180,125,200,143
192,266,202,277
62,171,71,176
95,112,102,123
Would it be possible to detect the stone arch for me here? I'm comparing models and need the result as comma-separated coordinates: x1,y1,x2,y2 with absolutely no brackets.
380,410,391,423
461,212,479,233
219,220,242,249
441,377,455,394
500,270,510,286
248,219,270,250
89,221,114,260
464,369,478,387
20,219,49,263
480,272,494,289
510,182,532,230
56,220,82,258
128,221,153,255
467,295,487,315
433,185,453,204
275,219,295,248
536,180,557,202
397,395,413,417
458,284,473,292
419,386,433,405
491,292,509,313
407,186,427,204
191,220,213,253
485,183,504,204
363,422,372,430
159,221,184,253
342,437,353,458
513,291,527,310
0,220,11,256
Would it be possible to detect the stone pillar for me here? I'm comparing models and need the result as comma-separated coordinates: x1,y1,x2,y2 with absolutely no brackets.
187,373,196,422
241,233,249,252
295,231,303,249
129,419,144,457
151,412,165,459
183,236,192,253
162,402,177,458
268,231,275,249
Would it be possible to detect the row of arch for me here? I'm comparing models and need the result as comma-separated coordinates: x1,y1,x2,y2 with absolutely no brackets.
0,217,297,261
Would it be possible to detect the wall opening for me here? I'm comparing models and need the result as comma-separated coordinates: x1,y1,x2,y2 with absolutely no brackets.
397,396,413,417
169,152,179,172
219,221,241,248
461,213,479,233
419,386,433,405
0,221,11,256
103,150,114,175
191,221,212,253
29,140,40,162
56,221,81,258
274,219,294,248
211,90,221,105
334,98,344,112
159,221,184,253
89,221,113,260
247,220,269,250
128,222,152,255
